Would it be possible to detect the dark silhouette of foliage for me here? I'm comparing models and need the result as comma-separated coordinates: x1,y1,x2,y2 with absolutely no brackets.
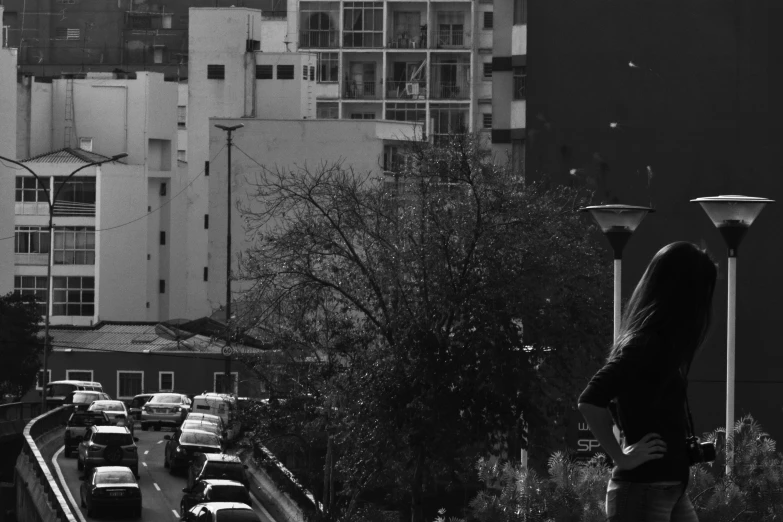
0,292,45,401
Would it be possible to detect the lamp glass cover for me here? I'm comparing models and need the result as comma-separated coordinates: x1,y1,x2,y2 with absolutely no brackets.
691,195,774,227
580,205,653,233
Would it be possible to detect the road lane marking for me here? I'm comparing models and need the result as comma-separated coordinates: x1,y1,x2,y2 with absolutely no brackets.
143,462,148,467
52,446,88,522
172,510,179,518
154,482,161,491
144,450,149,455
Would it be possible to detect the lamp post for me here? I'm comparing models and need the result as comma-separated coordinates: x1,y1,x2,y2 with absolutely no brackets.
0,152,128,410
579,204,655,342
214,124,243,394
691,195,773,474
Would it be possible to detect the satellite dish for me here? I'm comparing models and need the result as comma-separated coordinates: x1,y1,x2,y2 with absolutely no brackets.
154,320,197,350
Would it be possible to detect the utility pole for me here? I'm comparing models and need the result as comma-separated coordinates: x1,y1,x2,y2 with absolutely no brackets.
214,124,243,394
0,152,127,411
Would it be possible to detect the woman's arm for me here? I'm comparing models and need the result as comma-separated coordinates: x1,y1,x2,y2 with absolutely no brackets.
578,402,666,470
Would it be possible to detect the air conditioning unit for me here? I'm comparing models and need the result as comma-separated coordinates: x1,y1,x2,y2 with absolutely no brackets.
246,39,260,52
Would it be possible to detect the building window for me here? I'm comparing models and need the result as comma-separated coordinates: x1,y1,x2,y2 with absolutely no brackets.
316,102,339,119
159,280,166,294
513,66,527,99
256,64,273,79
79,137,93,151
514,0,528,25
66,370,94,382
204,214,209,229
483,113,493,129
177,106,187,127
385,102,425,123
277,64,295,79
15,177,49,203
512,139,526,179
350,113,376,120
53,177,96,216
36,370,51,390
159,372,174,392
203,267,209,281
214,372,239,395
483,12,494,29
343,2,383,48
177,150,186,162
309,66,315,81
431,105,469,145
118,371,144,399
483,63,492,79
299,1,339,48
317,53,338,82
205,161,209,176
153,47,163,64
207,65,225,80
437,12,465,47
55,27,81,40
160,231,166,245
14,276,48,316
52,276,94,316
128,14,152,29
15,226,50,255
303,65,308,79
53,227,95,265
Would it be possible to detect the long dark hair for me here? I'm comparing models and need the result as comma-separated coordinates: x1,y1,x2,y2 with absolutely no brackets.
608,242,718,374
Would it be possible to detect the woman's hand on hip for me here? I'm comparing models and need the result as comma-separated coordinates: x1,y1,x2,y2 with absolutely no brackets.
615,432,667,471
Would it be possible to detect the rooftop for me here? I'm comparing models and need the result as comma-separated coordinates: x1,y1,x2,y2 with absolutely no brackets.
22,147,114,164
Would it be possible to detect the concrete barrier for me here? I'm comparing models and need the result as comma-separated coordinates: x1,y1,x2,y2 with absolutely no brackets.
14,406,76,522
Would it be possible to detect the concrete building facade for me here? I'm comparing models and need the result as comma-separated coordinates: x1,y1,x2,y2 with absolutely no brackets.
0,6,18,295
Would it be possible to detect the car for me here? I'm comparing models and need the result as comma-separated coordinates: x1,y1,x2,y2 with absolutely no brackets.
164,430,223,473
80,466,142,518
191,394,241,441
128,393,154,421
77,425,140,478
186,412,226,431
181,502,261,522
188,453,250,491
180,419,225,442
180,479,251,515
141,393,191,431
64,390,112,412
88,400,130,423
64,411,111,458
44,380,104,409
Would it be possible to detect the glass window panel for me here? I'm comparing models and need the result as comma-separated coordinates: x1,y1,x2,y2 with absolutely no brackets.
54,290,67,302
65,232,75,249
54,252,64,264
53,304,67,316
86,232,95,249
83,291,95,303
36,277,48,287
15,189,22,202
64,251,75,264
22,276,35,288
67,304,80,315
54,233,64,249
75,252,85,264
75,231,86,248
374,10,382,30
82,304,94,316
82,278,94,289
87,251,95,265
35,290,46,302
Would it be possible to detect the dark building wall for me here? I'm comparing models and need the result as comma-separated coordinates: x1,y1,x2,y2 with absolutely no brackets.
2,0,285,79
529,1,783,444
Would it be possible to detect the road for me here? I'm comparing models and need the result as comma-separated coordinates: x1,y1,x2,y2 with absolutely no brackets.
51,427,276,521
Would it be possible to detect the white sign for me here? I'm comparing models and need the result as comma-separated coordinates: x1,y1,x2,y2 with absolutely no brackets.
222,345,233,357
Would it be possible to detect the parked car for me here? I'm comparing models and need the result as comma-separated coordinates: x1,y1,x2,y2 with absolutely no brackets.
128,393,154,421
164,430,222,473
88,400,130,423
80,466,142,518
180,479,251,515
181,502,260,522
191,394,240,441
43,380,104,410
179,419,225,442
64,411,111,458
187,453,249,491
64,391,112,412
78,425,140,478
141,393,191,431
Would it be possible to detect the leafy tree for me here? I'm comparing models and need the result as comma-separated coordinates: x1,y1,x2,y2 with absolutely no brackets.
0,292,45,401
234,134,612,521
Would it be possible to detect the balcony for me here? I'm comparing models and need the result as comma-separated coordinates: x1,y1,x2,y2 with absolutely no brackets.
386,81,427,100
299,30,339,48
343,80,380,100
430,79,470,100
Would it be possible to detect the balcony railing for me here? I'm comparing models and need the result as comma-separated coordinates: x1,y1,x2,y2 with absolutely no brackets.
298,30,339,48
387,34,425,49
52,201,96,217
430,79,470,100
14,202,49,216
343,80,380,100
436,30,471,49
386,81,427,100
15,253,49,266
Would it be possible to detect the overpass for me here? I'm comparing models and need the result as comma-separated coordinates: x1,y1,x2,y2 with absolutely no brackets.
0,402,319,522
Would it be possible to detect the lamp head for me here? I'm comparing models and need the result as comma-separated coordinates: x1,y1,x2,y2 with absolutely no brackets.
691,195,774,255
110,153,129,161
579,204,654,259
215,124,244,132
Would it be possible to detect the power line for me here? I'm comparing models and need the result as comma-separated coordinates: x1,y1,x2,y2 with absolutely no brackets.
0,144,225,241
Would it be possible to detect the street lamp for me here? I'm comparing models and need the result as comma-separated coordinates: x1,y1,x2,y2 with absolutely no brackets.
214,123,243,393
691,195,773,474
579,204,655,341
0,152,128,410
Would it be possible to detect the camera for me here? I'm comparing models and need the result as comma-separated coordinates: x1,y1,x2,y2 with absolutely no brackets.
686,436,716,465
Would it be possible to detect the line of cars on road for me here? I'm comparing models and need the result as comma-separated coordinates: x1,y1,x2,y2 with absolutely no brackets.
59,387,260,521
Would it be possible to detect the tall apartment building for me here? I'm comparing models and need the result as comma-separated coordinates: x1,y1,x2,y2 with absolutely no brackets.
298,0,494,140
